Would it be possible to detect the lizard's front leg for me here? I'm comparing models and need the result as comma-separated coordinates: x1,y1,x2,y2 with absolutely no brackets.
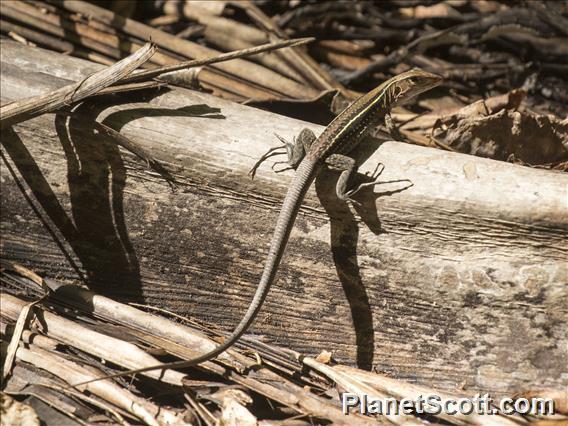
385,113,403,141
249,128,316,178
325,154,384,204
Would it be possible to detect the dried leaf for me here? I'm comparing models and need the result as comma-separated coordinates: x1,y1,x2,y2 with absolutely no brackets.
433,108,568,164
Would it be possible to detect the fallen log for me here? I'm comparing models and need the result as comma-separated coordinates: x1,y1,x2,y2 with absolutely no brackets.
1,40,566,396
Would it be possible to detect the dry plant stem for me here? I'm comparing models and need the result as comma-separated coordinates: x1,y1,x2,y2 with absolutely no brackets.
5,30,35,47
4,278,372,424
123,37,315,83
232,1,339,90
5,0,276,74
312,44,374,71
0,322,59,352
0,260,44,287
1,1,171,68
14,345,182,426
44,284,372,424
216,368,381,426
34,383,129,426
1,298,43,381
40,285,370,423
163,3,305,83
0,42,156,128
334,365,525,426
47,283,230,365
5,388,91,426
55,0,317,99
3,0,314,99
93,81,165,95
0,293,185,385
171,0,321,87
183,393,216,426
300,357,424,426
1,1,126,58
527,1,568,36
196,70,278,100
0,19,115,65
317,39,371,55
148,14,180,27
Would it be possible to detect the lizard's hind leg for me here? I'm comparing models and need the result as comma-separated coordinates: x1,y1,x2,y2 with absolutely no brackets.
272,128,316,173
249,128,317,178
326,154,385,204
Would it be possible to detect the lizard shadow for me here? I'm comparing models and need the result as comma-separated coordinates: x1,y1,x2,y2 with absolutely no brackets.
314,136,412,370
2,89,224,302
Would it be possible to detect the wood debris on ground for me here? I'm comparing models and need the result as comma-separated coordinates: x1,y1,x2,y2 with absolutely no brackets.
1,264,566,425
1,0,566,168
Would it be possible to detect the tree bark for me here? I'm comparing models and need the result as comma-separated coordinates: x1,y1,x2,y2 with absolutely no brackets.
1,40,566,396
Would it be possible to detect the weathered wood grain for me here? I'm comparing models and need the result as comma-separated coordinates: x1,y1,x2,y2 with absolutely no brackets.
1,40,566,396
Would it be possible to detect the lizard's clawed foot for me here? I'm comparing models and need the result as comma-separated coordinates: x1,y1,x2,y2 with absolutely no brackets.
249,146,287,179
274,133,295,148
271,161,294,174
365,162,385,180
342,162,386,203
249,133,295,179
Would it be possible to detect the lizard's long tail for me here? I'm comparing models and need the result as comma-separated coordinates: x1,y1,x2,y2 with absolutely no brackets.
220,156,319,348
72,157,319,386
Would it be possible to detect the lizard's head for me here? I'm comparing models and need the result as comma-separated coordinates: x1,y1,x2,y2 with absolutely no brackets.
391,69,442,106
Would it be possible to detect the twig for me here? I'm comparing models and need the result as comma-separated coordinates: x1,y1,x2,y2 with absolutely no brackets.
301,357,423,426
34,383,130,426
1,293,186,386
122,37,315,83
1,297,44,382
0,43,156,129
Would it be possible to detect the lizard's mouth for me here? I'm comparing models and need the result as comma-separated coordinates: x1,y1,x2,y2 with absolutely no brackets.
424,74,443,91
398,74,443,105
414,74,443,95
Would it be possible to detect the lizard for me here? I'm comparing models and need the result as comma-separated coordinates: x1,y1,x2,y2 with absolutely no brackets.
73,69,442,386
